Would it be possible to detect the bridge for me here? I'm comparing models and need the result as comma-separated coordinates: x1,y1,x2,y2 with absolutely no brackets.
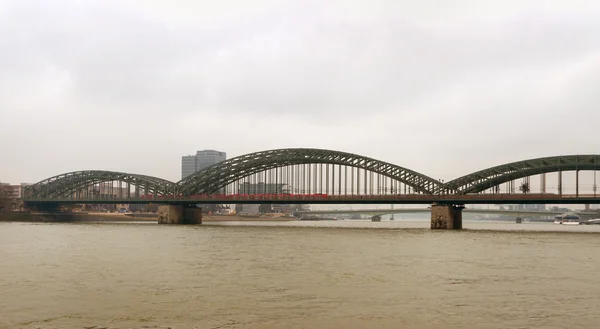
22,148,600,228
294,207,599,218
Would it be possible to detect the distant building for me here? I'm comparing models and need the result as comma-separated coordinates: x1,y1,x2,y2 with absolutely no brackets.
181,150,227,179
96,183,131,198
503,204,546,211
238,182,290,195
181,150,227,213
236,182,292,214
519,204,545,211
181,156,197,179
196,150,227,171
237,204,261,215
1,183,31,199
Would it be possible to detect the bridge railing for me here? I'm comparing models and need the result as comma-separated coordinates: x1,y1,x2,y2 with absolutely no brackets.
25,192,600,203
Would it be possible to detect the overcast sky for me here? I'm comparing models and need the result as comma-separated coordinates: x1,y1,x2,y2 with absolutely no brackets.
1,0,600,184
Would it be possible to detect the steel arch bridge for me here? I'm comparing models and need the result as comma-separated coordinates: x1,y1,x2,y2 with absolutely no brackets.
176,148,443,195
445,155,600,194
25,170,174,199
22,149,600,204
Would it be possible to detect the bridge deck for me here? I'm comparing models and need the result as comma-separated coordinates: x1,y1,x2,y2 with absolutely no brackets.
295,208,599,217
23,193,600,205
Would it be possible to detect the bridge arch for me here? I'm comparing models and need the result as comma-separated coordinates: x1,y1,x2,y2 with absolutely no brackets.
25,171,175,199
177,148,442,195
444,155,600,194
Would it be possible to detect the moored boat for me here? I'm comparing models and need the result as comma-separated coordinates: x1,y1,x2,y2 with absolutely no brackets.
554,213,581,225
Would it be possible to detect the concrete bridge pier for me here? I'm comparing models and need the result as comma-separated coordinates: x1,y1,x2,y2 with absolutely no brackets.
158,205,202,224
431,203,464,229
24,202,62,212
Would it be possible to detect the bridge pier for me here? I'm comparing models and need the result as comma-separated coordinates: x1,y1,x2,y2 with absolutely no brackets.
24,202,62,212
157,205,202,224
431,203,464,230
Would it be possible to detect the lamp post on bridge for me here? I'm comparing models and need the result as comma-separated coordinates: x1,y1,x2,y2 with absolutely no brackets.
387,187,397,220
377,186,395,220
594,170,597,197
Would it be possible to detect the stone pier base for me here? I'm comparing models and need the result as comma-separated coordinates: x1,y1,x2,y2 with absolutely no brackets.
431,204,464,230
158,205,202,224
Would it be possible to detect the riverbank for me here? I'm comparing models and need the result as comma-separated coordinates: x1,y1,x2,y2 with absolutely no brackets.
204,215,297,222
0,212,156,222
0,212,298,223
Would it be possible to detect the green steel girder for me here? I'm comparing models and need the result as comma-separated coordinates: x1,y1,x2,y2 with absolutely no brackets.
176,148,442,195
24,151,600,200
25,171,175,199
445,155,600,194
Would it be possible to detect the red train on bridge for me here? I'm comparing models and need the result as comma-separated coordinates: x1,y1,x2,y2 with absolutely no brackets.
139,193,331,200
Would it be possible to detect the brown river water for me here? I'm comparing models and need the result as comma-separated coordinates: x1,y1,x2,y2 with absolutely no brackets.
1,220,599,329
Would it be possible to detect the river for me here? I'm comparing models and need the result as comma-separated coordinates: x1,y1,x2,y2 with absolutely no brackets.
1,220,599,328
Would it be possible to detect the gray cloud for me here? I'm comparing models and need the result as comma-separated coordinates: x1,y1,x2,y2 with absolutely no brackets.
1,0,600,183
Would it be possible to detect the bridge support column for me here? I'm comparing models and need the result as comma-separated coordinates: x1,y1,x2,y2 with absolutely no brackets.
158,205,202,224
24,202,61,212
431,204,464,230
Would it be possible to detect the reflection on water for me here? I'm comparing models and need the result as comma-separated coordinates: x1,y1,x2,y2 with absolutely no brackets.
1,220,600,329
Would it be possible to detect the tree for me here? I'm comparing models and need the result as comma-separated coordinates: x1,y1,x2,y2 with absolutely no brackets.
519,182,530,194
0,183,9,212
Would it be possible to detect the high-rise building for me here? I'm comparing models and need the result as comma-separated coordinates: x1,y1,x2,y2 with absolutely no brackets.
181,150,227,179
181,156,197,179
196,150,227,171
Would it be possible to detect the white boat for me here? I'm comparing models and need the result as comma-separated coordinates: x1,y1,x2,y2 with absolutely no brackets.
585,219,600,225
554,213,581,225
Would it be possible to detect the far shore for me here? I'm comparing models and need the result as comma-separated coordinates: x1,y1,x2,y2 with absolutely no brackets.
0,212,298,222
203,215,297,221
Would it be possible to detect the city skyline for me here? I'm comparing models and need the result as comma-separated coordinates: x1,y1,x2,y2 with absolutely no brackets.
2,1,600,184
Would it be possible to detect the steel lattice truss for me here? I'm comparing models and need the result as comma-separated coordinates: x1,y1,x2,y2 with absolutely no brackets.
24,150,600,200
176,148,443,195
25,171,175,199
445,155,600,194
